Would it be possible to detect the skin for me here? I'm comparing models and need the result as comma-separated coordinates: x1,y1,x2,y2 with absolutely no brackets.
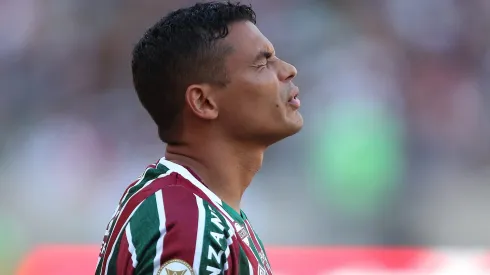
165,20,303,212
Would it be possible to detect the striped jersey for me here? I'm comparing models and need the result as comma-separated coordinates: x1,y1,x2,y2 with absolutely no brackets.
95,157,273,275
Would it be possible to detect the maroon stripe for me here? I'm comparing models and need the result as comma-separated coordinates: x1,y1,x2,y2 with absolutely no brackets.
226,243,240,275
163,172,260,274
244,221,272,274
157,172,242,272
177,176,216,205
176,175,250,273
100,164,158,260
100,173,179,275
116,230,134,274
177,171,265,274
160,183,199,265
244,221,262,254
244,244,261,273
176,168,264,274
119,180,139,204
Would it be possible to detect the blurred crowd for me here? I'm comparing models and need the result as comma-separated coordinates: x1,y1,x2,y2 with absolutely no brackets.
1,0,490,273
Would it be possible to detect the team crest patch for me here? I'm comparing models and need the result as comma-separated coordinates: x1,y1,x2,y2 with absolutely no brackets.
157,259,195,275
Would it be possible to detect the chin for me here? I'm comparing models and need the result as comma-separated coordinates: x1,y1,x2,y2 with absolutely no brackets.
256,112,304,146
270,113,304,143
287,110,304,133
286,116,304,136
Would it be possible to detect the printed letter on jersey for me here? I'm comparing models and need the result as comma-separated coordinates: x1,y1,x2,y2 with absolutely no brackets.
157,259,195,275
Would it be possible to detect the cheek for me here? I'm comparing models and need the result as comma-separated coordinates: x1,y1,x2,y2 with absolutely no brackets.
225,72,283,118
227,92,279,126
251,73,282,103
251,86,282,116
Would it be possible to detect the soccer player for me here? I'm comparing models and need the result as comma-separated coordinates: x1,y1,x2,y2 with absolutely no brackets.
95,1,302,275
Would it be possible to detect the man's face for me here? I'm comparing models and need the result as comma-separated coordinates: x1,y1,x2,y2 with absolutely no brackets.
215,21,303,146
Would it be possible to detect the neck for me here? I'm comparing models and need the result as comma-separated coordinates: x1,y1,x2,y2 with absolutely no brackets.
165,139,265,213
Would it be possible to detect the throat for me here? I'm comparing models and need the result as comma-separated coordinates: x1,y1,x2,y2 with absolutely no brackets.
165,143,264,213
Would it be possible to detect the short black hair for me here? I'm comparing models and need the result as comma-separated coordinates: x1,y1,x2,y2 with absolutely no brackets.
131,1,256,143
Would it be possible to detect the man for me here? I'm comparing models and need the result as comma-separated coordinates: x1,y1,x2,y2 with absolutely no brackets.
95,1,302,274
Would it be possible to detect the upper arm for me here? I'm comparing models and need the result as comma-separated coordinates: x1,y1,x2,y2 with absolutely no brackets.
124,186,232,275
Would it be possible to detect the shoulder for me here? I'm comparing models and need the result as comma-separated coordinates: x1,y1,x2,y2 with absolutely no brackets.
130,184,232,239
126,159,227,229
130,184,204,230
127,185,233,274
118,161,196,214
98,160,236,275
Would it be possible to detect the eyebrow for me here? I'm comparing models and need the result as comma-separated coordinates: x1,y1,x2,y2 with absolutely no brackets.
253,50,274,63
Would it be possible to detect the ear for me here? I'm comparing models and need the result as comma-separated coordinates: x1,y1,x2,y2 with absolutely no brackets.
185,84,219,120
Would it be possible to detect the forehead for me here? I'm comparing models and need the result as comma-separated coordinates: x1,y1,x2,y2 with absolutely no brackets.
222,21,274,63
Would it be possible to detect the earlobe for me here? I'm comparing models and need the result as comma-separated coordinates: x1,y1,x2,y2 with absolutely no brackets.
185,84,219,120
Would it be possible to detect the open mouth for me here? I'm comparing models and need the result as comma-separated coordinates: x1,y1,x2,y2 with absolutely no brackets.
288,93,300,108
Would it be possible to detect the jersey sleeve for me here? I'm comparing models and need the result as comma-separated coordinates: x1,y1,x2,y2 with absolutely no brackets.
122,184,232,275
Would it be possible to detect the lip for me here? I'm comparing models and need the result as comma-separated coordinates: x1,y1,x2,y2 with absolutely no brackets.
288,86,299,102
287,86,300,109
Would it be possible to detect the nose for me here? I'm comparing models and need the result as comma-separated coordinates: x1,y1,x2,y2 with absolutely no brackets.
279,60,297,82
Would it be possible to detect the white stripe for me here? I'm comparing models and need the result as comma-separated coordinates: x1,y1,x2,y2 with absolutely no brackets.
96,256,101,271
224,246,230,271
158,158,222,205
244,221,260,248
241,221,262,266
248,259,254,275
153,190,167,275
103,171,172,275
158,158,241,272
126,223,138,268
223,219,234,271
158,158,238,225
97,204,122,269
245,220,271,271
193,195,206,274
103,208,118,238
103,201,144,275
216,204,235,226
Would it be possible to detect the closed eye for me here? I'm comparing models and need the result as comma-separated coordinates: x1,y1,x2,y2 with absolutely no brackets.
253,50,275,66
256,57,278,70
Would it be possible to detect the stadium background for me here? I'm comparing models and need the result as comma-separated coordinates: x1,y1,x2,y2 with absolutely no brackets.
2,0,490,274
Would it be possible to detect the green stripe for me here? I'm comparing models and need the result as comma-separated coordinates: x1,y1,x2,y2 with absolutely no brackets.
246,220,271,266
238,247,250,274
107,227,125,274
198,202,213,273
247,234,262,268
95,258,103,274
221,202,244,223
241,215,266,269
240,210,249,220
121,163,169,206
256,237,270,265
199,201,230,274
129,194,159,275
96,163,169,275
104,163,169,258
